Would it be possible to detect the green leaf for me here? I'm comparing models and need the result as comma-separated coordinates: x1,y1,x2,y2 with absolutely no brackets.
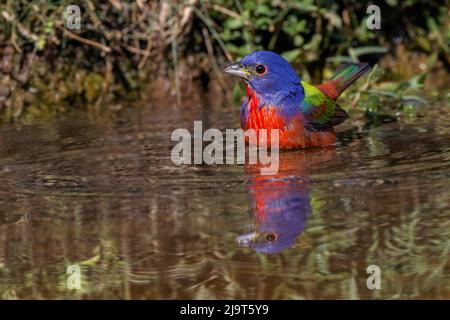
326,56,357,64
36,36,46,51
225,18,243,30
351,46,388,57
282,49,302,63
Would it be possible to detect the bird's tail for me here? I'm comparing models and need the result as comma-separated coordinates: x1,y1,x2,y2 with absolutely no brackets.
318,63,371,100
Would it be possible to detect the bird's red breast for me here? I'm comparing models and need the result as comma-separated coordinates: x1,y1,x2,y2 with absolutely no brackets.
241,85,336,149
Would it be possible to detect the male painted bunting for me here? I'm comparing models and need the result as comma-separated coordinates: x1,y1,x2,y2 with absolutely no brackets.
224,51,370,149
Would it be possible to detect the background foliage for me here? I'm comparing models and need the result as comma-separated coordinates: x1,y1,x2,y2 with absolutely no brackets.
0,0,448,120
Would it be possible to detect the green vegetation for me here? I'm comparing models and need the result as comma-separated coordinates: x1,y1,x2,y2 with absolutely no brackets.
0,0,448,121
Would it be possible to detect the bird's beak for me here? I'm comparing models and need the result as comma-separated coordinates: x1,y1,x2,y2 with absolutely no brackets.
236,232,257,247
224,62,250,80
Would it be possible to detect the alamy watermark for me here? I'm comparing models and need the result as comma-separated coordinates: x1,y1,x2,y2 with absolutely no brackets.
171,121,280,175
64,5,81,30
66,264,81,290
366,5,381,30
366,265,381,290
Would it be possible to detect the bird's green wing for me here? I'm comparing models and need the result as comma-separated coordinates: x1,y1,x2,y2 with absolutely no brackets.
299,81,348,129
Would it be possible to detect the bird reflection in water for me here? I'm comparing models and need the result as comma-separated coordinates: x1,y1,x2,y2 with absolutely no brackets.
236,147,336,254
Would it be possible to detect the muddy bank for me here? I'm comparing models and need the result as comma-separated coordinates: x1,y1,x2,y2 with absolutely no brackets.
0,1,448,121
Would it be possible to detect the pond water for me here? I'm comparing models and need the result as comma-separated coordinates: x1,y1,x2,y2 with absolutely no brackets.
0,96,449,299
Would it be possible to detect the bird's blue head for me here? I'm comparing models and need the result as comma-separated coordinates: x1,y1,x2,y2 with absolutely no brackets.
224,50,304,107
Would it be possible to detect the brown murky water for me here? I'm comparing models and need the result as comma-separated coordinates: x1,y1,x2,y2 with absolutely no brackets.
0,98,449,299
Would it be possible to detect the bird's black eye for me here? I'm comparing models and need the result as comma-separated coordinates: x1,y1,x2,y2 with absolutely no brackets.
255,64,267,75
265,233,277,242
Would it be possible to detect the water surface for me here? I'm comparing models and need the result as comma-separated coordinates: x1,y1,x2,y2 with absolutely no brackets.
0,99,449,299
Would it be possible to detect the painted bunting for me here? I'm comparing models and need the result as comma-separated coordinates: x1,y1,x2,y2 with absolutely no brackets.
224,51,370,149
